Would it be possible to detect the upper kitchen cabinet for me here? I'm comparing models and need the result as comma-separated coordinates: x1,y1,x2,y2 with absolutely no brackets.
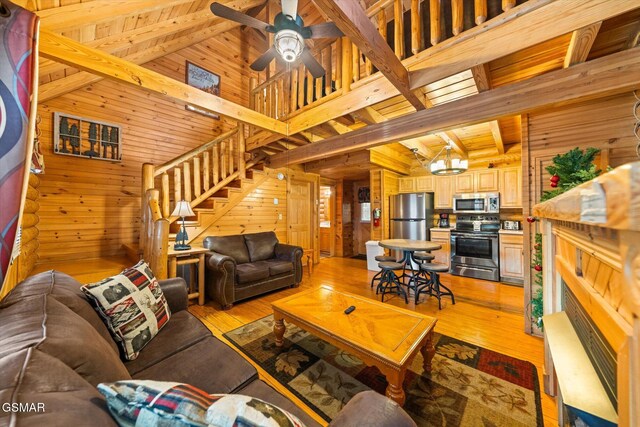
435,176,454,209
499,167,522,208
398,177,416,193
454,170,499,193
416,176,435,192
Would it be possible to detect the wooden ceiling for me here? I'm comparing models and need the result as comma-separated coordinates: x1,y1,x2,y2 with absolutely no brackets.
23,0,640,179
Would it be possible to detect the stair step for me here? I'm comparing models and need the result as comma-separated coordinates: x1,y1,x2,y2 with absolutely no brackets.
226,179,242,189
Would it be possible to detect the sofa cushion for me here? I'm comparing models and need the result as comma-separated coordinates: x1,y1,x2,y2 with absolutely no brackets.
132,337,257,394
82,261,171,360
4,270,120,356
0,348,117,427
244,232,279,262
204,234,251,264
0,295,131,387
124,310,212,375
236,262,270,284
264,259,294,276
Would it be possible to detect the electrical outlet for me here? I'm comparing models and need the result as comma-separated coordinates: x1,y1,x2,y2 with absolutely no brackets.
278,213,283,220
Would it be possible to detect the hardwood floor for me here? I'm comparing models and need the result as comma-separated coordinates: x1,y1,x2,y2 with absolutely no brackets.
35,255,557,426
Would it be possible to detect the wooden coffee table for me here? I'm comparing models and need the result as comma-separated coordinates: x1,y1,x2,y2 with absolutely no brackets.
272,285,437,406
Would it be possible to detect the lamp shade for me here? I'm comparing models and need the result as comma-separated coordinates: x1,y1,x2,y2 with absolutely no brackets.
274,29,304,62
171,200,195,218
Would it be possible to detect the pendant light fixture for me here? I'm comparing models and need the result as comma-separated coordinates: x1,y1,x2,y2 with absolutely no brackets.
411,143,468,176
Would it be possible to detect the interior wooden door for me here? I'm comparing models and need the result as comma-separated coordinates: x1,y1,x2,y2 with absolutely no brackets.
287,179,313,251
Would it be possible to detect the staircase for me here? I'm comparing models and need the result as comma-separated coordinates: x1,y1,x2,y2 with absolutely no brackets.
137,123,268,269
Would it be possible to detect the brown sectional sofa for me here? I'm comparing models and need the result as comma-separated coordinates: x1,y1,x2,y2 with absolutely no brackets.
204,231,303,309
0,270,416,427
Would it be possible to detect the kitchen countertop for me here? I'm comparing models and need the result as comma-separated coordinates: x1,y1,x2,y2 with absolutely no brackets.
498,229,524,235
430,227,454,232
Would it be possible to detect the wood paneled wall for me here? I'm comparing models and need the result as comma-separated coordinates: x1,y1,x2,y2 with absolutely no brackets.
36,27,264,264
522,92,640,333
370,168,400,242
352,179,371,255
0,174,41,299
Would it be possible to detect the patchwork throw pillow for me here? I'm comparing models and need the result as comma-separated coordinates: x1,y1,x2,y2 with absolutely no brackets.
82,261,170,360
98,380,306,427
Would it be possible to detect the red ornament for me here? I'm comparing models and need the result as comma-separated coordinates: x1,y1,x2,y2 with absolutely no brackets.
534,244,541,250
550,174,560,183
550,181,558,188
526,216,536,223
534,265,542,272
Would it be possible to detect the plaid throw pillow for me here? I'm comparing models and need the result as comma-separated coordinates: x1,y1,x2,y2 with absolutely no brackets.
98,380,306,427
82,261,170,360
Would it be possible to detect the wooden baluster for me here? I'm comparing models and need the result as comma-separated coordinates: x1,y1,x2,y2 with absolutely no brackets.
265,84,272,118
249,77,258,136
341,37,352,93
290,67,299,112
365,53,373,76
193,156,201,198
212,145,219,185
306,69,313,105
182,162,192,202
203,151,210,192
378,8,387,41
277,77,284,119
411,0,421,54
282,74,290,118
335,38,343,90
324,46,333,94
315,56,323,101
452,0,463,35
257,86,264,115
351,43,360,82
220,140,227,178
474,0,487,24
238,123,245,179
141,163,155,251
161,173,170,218
430,0,442,46
228,135,234,174
298,64,305,108
394,0,404,59
502,0,515,11
174,167,182,203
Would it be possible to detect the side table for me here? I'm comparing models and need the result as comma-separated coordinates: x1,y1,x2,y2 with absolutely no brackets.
168,245,209,305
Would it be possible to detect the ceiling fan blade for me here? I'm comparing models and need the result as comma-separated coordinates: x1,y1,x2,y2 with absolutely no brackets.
281,0,298,19
300,49,325,78
250,47,278,71
210,2,272,31
305,22,343,39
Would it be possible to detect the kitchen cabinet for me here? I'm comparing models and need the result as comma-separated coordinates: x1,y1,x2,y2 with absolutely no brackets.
434,176,453,209
499,167,522,208
454,170,499,193
398,177,416,193
499,232,524,284
416,176,435,192
430,229,451,268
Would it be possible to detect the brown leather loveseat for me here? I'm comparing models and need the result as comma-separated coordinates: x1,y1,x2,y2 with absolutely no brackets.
0,270,416,427
204,231,303,309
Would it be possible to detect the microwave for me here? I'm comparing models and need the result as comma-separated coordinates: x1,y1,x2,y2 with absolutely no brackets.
453,193,500,214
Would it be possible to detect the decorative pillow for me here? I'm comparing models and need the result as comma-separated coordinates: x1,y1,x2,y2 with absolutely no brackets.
81,261,171,360
98,380,306,427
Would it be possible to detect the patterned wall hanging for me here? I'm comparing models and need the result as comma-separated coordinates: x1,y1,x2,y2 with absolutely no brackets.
53,112,122,162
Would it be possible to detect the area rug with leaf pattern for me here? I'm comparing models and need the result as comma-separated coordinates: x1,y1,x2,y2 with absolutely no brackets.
223,315,543,427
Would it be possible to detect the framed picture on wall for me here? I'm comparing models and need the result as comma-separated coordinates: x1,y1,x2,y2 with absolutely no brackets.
185,61,220,120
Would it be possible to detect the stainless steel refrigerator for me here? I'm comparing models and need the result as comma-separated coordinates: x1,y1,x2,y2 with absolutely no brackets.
390,192,435,241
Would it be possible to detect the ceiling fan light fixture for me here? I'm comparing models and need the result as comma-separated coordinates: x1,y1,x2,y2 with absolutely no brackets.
274,29,304,62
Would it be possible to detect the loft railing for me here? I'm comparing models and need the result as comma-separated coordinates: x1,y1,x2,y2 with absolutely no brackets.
249,0,523,122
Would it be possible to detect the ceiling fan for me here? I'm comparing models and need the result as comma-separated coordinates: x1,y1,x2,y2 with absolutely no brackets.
210,0,343,78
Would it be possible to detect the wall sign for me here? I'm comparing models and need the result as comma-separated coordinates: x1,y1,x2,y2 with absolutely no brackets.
185,61,220,120
53,112,122,162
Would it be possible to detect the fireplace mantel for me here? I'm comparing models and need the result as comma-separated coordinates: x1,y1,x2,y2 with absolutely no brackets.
533,162,640,427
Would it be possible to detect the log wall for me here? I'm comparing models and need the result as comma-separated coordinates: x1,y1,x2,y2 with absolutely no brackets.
36,28,264,264
522,92,640,333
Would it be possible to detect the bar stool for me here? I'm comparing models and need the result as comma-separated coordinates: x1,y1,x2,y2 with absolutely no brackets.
370,255,397,288
415,263,455,309
413,252,434,263
407,252,435,293
376,261,408,303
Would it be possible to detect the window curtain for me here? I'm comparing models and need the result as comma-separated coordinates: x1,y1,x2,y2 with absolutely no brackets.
0,1,39,293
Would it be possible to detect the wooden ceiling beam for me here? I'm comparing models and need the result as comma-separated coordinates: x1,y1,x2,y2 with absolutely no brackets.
408,0,639,90
39,20,243,102
36,0,196,31
39,29,287,134
268,46,640,167
39,0,263,77
470,63,504,154
313,0,425,111
304,151,371,173
564,22,602,67
437,132,467,156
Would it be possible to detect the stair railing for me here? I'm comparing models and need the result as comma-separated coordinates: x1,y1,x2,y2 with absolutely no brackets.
140,123,249,254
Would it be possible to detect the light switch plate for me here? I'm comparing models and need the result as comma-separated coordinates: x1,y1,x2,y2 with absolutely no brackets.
273,198,279,205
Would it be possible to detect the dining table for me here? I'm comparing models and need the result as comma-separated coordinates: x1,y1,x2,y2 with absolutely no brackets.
378,239,442,287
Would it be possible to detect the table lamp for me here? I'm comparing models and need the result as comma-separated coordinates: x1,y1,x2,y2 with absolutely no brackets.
171,200,195,250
